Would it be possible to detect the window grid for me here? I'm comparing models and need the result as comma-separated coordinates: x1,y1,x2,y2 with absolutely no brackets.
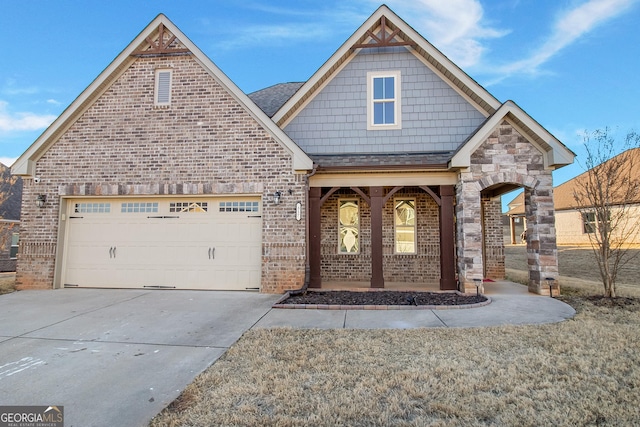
75,203,111,213
169,202,208,213
219,201,259,212
373,76,395,125
121,202,159,213
582,212,596,234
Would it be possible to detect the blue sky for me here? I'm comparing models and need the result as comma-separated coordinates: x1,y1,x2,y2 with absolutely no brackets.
1,0,639,207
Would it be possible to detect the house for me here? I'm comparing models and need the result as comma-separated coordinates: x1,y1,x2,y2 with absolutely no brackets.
506,147,640,245
0,162,22,272
12,5,574,295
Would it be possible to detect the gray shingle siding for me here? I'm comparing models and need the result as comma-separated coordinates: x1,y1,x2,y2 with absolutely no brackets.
284,48,486,154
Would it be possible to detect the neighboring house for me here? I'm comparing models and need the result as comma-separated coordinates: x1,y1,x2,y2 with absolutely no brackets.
12,6,574,295
506,147,640,245
0,162,22,272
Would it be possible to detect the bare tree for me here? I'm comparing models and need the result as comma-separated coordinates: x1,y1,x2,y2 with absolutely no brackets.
573,128,640,297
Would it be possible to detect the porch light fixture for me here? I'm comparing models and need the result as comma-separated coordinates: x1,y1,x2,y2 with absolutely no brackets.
546,277,555,298
36,194,47,208
272,191,281,205
473,278,482,296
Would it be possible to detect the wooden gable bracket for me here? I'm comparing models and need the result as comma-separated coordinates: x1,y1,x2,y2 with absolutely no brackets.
352,16,416,49
131,23,190,57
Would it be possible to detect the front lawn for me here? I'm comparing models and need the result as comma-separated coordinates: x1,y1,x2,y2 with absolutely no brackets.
150,289,640,426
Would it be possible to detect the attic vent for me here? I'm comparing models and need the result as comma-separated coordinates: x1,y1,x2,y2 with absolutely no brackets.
155,69,172,106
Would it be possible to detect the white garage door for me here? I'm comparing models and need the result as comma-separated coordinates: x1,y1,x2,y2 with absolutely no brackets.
62,197,262,290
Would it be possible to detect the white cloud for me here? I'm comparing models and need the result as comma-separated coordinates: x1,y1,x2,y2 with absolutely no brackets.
492,0,637,81
0,100,56,132
381,0,509,67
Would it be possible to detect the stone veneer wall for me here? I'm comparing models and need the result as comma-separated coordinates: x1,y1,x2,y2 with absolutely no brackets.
17,53,306,294
456,121,558,294
320,188,440,284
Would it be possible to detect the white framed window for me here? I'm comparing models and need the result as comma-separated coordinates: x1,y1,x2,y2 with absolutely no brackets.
339,199,359,254
394,198,416,254
10,233,19,259
582,212,596,234
154,69,172,107
367,70,401,130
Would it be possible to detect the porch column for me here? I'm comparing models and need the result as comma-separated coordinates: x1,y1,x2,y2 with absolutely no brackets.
455,181,484,293
524,177,558,295
439,185,457,290
370,186,384,288
309,187,322,288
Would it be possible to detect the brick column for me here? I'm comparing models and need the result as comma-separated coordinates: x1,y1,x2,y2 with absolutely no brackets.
370,186,384,288
309,187,322,288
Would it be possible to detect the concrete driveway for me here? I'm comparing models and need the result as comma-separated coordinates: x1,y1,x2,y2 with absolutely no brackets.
0,289,279,427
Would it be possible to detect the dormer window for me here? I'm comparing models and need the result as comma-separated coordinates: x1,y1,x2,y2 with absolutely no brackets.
367,71,401,130
155,69,172,107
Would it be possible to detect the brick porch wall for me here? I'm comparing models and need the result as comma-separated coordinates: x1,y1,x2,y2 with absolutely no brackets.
320,188,440,283
17,53,306,293
482,197,505,279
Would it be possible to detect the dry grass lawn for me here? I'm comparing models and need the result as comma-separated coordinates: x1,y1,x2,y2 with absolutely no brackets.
506,245,640,289
150,289,640,426
0,273,16,295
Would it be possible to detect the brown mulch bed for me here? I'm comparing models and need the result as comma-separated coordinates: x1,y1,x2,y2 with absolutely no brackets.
280,290,487,306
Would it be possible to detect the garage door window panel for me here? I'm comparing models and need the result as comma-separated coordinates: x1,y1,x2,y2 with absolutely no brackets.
219,201,259,212
121,202,159,213
75,203,111,213
170,202,208,213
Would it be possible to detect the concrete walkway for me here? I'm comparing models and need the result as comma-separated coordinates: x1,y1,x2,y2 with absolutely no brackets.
0,281,574,426
254,280,576,329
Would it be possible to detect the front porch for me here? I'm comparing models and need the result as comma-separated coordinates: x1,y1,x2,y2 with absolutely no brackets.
308,182,457,291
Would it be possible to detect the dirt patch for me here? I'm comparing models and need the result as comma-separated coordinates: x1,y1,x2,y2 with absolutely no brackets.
280,290,487,306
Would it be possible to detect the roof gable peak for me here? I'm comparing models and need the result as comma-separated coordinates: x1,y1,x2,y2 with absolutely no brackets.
352,15,416,49
131,21,190,57
272,4,501,126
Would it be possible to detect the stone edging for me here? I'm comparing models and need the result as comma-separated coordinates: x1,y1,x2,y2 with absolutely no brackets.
272,290,492,310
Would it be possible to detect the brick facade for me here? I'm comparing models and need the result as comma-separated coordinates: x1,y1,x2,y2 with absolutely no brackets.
482,197,505,279
456,121,558,294
320,188,440,284
16,53,306,293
